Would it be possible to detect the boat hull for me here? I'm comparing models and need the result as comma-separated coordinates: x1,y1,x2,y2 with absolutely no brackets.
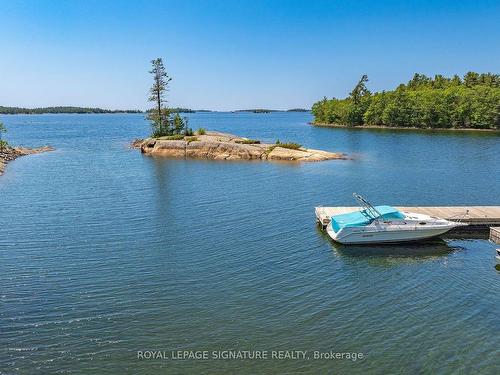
326,226,458,245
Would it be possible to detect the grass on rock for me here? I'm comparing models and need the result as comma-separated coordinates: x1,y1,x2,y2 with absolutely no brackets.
235,139,261,144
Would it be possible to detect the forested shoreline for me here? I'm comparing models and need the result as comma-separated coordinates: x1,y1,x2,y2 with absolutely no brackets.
0,106,142,114
312,72,499,130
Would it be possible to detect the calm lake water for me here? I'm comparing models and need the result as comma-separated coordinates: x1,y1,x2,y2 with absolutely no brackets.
0,113,499,374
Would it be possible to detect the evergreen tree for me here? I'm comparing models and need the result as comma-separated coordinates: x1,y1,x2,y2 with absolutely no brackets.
148,58,172,137
347,75,371,125
172,113,186,134
463,72,479,87
349,74,370,104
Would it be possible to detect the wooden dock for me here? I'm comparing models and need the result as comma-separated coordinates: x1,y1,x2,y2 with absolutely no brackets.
490,227,500,244
315,206,500,233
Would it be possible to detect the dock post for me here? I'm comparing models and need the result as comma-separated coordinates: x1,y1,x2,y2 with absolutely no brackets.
490,227,500,244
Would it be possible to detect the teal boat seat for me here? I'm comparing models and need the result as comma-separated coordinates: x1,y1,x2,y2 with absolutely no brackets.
330,206,405,232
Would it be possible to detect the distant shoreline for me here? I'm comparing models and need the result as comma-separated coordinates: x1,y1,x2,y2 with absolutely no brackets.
311,122,500,133
1,112,144,115
0,107,311,115
0,106,142,115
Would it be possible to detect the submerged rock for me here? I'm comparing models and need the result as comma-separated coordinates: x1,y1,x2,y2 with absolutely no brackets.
133,131,347,162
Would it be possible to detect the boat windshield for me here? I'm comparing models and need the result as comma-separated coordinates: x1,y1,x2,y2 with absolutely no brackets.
330,206,405,232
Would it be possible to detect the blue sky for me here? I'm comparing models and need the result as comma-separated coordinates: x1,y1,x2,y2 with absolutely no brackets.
1,0,499,110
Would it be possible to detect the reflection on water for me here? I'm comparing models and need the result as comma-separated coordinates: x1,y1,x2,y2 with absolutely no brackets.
317,227,458,264
332,238,457,258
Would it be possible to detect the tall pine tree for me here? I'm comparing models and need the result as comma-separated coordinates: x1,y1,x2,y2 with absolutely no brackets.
148,58,172,137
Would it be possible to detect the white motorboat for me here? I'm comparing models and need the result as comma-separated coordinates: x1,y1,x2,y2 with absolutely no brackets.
326,193,467,245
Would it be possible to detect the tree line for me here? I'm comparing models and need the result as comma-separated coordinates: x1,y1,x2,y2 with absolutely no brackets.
312,72,500,129
0,106,142,114
233,109,310,113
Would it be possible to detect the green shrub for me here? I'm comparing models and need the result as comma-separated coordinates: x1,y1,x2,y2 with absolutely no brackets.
0,121,7,150
266,141,303,153
235,139,260,144
266,145,277,153
184,136,198,143
197,127,206,135
276,142,302,150
274,139,302,149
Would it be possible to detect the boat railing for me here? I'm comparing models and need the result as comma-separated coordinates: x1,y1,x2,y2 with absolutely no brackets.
448,209,469,223
352,193,383,221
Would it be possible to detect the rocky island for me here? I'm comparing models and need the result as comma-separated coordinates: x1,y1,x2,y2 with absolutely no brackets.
0,145,54,176
133,131,347,162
